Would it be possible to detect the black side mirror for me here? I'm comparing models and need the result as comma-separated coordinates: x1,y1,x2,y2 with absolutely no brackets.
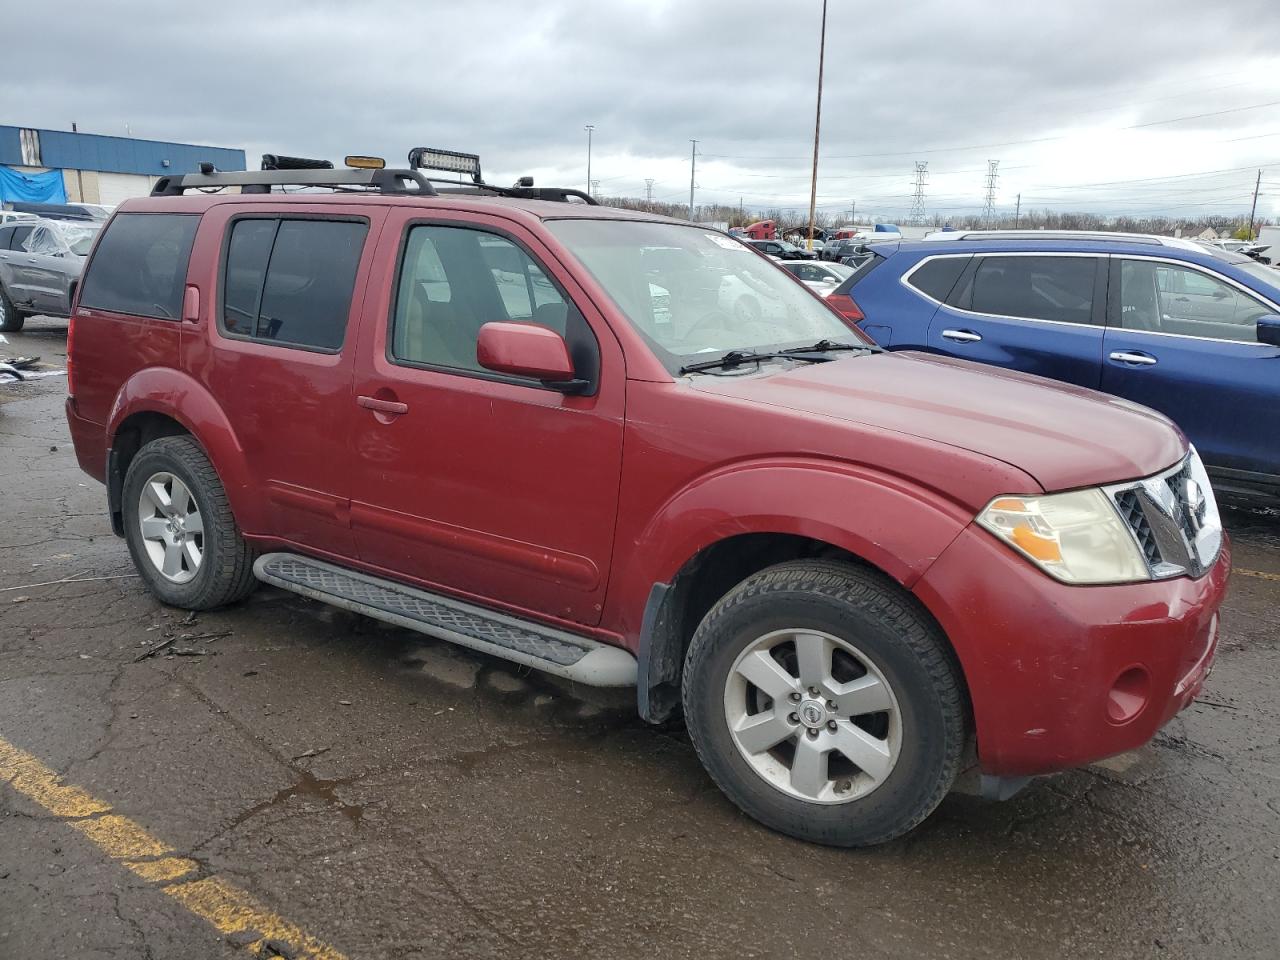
1257,315,1280,347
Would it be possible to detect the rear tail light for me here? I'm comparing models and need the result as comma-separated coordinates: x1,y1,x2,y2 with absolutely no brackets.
826,292,864,323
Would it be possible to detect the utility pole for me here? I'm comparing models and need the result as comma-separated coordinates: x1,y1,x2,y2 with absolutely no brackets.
805,0,829,251
1014,193,1021,229
909,162,929,225
1248,168,1262,239
644,178,655,209
688,139,698,220
850,200,856,225
982,160,1000,227
584,124,594,196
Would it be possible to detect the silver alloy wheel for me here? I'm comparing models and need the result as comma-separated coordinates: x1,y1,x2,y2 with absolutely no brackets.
137,472,204,584
723,628,902,804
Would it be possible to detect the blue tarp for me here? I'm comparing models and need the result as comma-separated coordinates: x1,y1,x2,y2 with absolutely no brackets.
0,165,67,204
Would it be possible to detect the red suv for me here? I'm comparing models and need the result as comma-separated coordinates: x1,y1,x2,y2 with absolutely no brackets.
65,156,1229,846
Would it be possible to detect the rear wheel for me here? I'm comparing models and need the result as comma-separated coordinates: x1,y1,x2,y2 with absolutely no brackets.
0,287,26,333
682,559,966,846
122,436,257,609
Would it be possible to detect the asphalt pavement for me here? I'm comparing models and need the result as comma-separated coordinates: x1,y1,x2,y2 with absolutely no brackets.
2,316,1278,959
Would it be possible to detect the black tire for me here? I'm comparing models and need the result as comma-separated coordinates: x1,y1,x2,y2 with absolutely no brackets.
0,287,26,333
682,559,966,847
122,436,257,610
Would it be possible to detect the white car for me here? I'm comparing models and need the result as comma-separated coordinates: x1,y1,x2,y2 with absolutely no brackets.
0,211,38,227
778,260,854,296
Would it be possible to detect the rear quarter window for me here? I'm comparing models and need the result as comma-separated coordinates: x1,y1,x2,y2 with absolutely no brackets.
78,213,199,320
905,255,970,302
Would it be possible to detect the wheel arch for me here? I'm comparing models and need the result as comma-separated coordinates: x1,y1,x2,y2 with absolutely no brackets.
106,369,255,536
621,461,977,723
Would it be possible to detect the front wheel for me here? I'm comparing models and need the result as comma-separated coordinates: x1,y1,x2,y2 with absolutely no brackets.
122,436,257,610
682,559,966,846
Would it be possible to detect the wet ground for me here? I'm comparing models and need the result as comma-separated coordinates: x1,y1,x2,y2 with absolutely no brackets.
2,315,1278,959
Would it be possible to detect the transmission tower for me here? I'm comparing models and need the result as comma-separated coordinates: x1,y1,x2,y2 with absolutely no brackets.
982,160,1000,226
644,178,655,208
908,161,929,225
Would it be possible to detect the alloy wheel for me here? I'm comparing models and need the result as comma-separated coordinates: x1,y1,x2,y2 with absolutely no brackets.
137,472,204,584
723,628,902,804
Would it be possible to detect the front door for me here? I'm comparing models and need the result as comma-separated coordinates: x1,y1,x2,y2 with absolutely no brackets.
1102,256,1280,479
926,253,1107,389
349,211,625,626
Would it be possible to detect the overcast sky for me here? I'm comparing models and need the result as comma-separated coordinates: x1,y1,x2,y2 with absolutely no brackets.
7,0,1280,220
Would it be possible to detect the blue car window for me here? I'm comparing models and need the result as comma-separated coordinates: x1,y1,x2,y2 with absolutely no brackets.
967,256,1097,325
1118,259,1269,343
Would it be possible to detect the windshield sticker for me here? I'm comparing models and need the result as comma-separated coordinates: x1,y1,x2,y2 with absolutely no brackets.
705,232,748,251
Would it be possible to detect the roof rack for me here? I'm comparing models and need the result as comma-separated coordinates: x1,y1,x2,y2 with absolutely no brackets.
920,229,1188,247
151,166,436,197
261,154,334,171
407,146,599,205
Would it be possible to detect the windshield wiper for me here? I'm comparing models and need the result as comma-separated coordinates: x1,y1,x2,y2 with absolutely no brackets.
679,349,831,375
781,339,881,355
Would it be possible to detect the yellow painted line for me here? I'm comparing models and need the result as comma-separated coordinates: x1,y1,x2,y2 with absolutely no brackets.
1236,567,1280,583
0,735,346,960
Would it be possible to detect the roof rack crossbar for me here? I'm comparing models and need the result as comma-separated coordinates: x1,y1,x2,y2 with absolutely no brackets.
150,168,437,197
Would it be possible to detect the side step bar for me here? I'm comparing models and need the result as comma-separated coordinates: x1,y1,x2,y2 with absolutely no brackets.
253,553,637,687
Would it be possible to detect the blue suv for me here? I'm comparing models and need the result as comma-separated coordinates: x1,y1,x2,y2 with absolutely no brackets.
834,231,1280,498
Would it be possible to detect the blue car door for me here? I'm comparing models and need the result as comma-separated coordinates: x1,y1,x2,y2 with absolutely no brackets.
1101,256,1280,483
924,253,1107,389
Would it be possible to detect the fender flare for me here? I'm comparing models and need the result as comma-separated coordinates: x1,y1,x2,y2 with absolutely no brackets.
611,459,978,722
105,367,261,533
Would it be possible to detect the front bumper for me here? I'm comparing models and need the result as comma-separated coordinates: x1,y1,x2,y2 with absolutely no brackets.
913,523,1230,777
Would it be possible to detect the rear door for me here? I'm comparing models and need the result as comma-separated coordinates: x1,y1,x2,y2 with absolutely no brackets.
182,203,385,557
925,252,1106,389
1101,256,1280,480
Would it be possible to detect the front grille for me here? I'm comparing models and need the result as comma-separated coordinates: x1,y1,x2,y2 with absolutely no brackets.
1106,453,1221,579
1113,490,1160,566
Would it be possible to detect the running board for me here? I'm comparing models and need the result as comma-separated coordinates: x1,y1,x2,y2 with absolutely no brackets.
253,553,636,687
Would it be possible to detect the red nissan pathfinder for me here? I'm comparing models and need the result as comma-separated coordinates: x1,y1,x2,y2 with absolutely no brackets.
64,152,1229,846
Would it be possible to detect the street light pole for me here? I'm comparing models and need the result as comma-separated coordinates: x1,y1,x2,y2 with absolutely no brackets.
806,0,829,251
584,125,594,196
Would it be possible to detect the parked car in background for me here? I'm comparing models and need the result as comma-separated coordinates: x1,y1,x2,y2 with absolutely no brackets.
3,201,110,222
779,259,853,295
0,217,102,331
64,159,1228,847
0,211,39,227
832,230,1280,499
822,238,871,264
744,238,817,260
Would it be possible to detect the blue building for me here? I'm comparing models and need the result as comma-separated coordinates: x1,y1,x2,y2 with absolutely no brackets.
0,125,245,207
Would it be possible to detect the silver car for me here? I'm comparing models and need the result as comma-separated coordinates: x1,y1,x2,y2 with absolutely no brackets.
0,218,101,332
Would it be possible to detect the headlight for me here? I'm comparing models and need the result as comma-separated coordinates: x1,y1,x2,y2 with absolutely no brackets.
977,488,1149,584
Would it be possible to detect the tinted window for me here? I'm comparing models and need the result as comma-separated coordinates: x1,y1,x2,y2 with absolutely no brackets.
9,225,34,251
907,256,970,302
391,225,584,377
966,255,1096,324
220,218,367,351
78,214,198,319
1117,259,1269,343
0,226,13,249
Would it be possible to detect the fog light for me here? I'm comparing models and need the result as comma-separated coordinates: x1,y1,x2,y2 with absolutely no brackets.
1106,666,1151,725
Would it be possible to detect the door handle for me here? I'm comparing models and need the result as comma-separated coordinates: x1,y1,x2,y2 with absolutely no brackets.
941,329,982,343
1109,351,1157,366
356,395,409,415
26,258,38,264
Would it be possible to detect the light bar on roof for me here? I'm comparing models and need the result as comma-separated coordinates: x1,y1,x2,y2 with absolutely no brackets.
407,147,482,182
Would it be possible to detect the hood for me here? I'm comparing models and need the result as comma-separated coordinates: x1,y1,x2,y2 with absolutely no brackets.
689,350,1186,492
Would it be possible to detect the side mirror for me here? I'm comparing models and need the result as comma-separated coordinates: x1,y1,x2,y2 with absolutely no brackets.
476,321,585,391
1257,314,1280,347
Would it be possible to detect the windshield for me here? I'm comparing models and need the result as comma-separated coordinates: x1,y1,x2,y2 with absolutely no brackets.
547,219,863,371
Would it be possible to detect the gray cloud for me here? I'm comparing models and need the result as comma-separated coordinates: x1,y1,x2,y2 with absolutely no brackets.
6,0,1280,218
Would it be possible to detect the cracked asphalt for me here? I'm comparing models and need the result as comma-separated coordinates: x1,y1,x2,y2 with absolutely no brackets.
2,315,1279,959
